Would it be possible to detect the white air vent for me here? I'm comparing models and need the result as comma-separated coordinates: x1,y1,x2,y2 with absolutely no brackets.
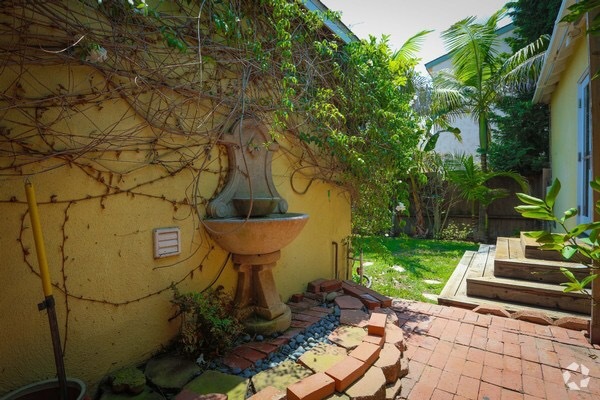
153,227,181,258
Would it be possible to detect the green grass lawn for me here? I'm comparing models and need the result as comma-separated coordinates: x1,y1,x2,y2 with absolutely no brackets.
353,236,479,303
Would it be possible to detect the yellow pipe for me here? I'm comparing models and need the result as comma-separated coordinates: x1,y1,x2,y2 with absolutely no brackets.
24,180,53,297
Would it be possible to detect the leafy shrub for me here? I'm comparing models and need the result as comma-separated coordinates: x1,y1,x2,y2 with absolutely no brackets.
171,286,244,358
438,222,473,241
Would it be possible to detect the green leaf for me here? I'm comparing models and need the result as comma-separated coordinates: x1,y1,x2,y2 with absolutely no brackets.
560,207,578,223
590,228,600,244
540,243,563,251
515,205,545,212
561,282,583,293
590,177,600,192
580,274,598,288
423,133,440,152
545,179,561,209
569,224,591,237
561,246,578,260
516,193,546,206
520,211,556,221
560,267,578,284
525,230,548,239
537,233,567,244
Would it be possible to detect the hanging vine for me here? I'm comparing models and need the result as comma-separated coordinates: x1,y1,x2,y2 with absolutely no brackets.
0,0,422,333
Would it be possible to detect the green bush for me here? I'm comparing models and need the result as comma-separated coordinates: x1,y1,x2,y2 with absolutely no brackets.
438,222,474,241
171,286,244,358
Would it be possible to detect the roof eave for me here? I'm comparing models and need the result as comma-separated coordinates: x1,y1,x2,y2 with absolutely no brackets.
533,0,581,104
302,0,359,44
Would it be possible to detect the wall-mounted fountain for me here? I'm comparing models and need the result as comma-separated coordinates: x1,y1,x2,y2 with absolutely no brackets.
203,118,309,335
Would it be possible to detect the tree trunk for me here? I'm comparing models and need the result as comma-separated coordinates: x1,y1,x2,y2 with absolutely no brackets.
476,202,488,243
410,175,427,237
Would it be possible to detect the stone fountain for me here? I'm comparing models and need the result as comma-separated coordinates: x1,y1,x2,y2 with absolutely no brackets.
203,118,309,335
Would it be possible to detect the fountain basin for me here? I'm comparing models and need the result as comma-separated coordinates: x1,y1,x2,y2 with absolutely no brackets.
203,213,308,255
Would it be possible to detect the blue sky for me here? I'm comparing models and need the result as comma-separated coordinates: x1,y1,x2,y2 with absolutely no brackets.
320,0,511,73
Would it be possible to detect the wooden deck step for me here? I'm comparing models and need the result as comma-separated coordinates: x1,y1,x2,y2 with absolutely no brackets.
520,231,591,263
466,276,591,314
438,246,495,300
495,237,590,284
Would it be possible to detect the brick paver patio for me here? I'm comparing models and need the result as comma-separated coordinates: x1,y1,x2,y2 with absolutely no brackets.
393,300,600,400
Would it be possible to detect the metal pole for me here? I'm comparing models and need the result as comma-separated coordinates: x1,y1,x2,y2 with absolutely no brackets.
39,296,68,400
358,250,364,286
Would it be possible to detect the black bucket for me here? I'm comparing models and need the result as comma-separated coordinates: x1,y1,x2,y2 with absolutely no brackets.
0,378,87,400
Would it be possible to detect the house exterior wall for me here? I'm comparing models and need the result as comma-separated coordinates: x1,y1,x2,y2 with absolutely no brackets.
548,37,588,228
0,3,351,395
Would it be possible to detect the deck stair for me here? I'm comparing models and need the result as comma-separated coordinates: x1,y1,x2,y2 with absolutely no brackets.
439,232,592,318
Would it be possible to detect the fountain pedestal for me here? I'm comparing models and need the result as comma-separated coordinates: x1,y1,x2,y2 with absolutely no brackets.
233,251,292,334
203,214,308,335
203,118,308,335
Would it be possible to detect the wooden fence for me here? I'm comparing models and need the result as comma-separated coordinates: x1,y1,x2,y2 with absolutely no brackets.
400,173,547,243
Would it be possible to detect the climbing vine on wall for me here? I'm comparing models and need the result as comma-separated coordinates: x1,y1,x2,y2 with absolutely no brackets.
0,0,421,349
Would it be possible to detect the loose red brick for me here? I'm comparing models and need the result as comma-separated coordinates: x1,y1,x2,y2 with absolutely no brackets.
472,304,511,318
349,342,381,366
245,341,279,356
325,356,368,392
385,324,406,351
247,386,285,400
287,372,335,400
553,316,590,331
307,279,326,293
292,313,321,324
320,279,342,292
335,295,364,310
363,333,385,347
341,283,366,298
221,354,253,371
362,287,393,307
359,293,381,310
175,391,228,400
368,312,387,336
233,345,267,363
511,310,554,326
290,293,304,303
303,291,327,302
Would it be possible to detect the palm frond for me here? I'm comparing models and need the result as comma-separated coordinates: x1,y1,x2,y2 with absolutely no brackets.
501,34,550,93
442,9,508,89
393,30,433,63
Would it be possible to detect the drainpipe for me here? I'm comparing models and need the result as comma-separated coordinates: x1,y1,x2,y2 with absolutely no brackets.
332,241,339,279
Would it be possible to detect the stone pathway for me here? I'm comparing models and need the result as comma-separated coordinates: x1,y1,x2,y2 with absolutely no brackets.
98,280,600,400
394,300,600,400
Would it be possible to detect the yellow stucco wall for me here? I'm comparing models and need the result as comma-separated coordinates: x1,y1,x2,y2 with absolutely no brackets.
0,4,352,396
0,91,351,398
549,36,589,229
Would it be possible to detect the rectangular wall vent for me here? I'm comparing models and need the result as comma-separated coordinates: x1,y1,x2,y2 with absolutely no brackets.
153,227,181,258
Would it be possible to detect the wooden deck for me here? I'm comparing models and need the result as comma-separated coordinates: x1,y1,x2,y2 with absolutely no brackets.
438,244,590,319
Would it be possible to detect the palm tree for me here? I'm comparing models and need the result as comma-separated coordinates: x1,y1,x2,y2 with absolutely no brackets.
447,154,529,237
433,8,547,240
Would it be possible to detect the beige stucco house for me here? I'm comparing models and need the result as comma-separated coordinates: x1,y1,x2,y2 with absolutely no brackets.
0,0,353,395
533,0,599,229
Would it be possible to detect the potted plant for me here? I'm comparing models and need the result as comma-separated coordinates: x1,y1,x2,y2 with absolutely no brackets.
0,378,87,400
